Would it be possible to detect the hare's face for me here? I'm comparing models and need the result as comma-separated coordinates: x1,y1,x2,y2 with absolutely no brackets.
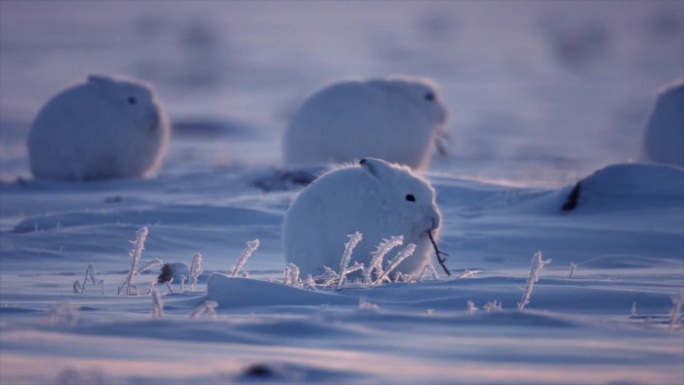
114,82,163,132
88,75,163,133
373,79,447,127
401,81,448,126
391,170,441,234
360,158,441,235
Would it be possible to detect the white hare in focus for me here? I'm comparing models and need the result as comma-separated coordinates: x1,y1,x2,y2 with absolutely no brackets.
283,158,443,280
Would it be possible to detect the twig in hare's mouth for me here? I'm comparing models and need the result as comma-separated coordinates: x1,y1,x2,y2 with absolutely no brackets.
428,230,451,276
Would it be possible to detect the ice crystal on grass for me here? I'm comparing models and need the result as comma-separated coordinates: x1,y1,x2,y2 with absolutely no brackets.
189,253,203,292
518,251,551,311
136,258,163,276
73,263,104,295
118,227,149,296
336,262,364,290
337,232,363,289
285,234,448,290
232,239,259,277
484,301,503,312
457,269,482,279
466,301,479,314
304,274,317,291
150,285,163,320
284,263,300,286
364,236,403,284
375,243,416,284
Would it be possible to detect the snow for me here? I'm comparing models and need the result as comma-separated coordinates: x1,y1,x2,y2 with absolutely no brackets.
1,1,683,384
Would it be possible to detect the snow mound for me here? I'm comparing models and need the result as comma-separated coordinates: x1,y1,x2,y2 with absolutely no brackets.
13,204,281,233
205,274,356,308
560,163,684,211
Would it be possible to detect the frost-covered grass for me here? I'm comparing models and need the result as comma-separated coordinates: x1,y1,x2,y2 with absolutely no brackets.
518,252,551,311
117,227,162,296
231,239,259,277
72,263,103,295
277,233,445,291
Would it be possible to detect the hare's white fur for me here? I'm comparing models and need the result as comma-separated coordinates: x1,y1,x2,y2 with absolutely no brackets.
641,80,684,168
283,158,441,279
283,76,448,170
28,74,170,181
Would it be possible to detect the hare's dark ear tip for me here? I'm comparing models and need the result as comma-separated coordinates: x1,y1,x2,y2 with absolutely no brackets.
359,159,367,165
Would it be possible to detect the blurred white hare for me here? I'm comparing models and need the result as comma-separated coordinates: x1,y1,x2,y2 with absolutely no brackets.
283,76,449,170
28,74,170,181
641,79,683,168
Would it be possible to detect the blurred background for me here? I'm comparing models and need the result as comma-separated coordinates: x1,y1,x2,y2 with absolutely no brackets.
1,0,682,185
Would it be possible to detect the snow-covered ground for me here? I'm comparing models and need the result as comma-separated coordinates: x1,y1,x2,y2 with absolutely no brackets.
1,1,683,384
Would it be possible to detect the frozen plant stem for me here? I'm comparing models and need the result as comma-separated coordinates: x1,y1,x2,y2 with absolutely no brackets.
150,285,163,319
466,301,478,314
231,239,260,277
428,230,451,276
518,251,551,311
72,281,82,294
484,300,503,312
190,253,203,292
136,258,163,276
364,235,402,284
375,243,416,284
118,227,149,296
337,232,363,289
457,269,481,279
284,263,300,286
75,263,104,295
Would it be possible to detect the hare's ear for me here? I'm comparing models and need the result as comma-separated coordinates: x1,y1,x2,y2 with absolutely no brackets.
88,75,117,90
359,158,392,181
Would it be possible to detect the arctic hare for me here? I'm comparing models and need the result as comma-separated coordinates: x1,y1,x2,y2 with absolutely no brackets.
642,80,684,168
283,158,444,280
28,74,170,181
283,76,448,170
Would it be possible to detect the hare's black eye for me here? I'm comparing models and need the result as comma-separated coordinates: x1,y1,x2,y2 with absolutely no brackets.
424,92,435,101
406,194,416,202
127,97,137,105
